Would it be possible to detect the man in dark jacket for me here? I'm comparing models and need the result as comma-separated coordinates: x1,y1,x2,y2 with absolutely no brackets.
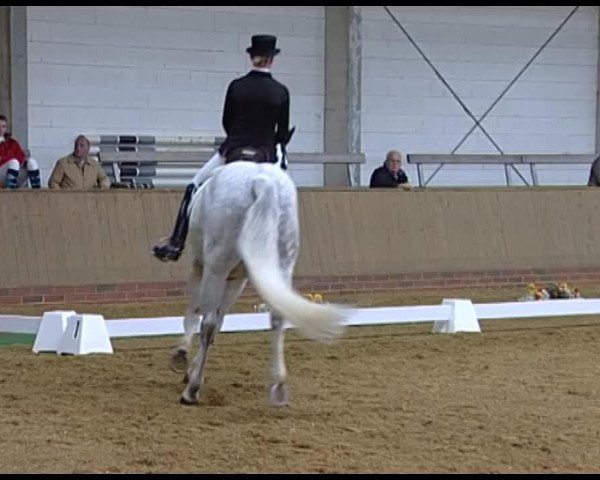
587,155,600,186
369,150,412,189
153,34,291,262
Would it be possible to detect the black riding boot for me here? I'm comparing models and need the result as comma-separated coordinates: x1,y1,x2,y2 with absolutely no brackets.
152,183,196,262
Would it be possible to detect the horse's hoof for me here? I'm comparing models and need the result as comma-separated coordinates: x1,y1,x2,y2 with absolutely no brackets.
270,382,290,407
169,349,188,373
179,395,198,406
180,385,200,405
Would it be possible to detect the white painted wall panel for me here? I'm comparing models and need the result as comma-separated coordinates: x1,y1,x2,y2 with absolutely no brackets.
27,6,325,186
361,6,598,186
25,6,599,187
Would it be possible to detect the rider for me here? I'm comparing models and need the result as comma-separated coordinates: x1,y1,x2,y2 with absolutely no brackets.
153,34,292,262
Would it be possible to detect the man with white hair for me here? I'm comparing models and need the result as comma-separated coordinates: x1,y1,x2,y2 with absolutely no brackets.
369,150,412,190
0,114,41,189
153,34,292,262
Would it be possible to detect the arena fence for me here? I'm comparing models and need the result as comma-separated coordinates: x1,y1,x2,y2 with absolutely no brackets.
2,298,600,354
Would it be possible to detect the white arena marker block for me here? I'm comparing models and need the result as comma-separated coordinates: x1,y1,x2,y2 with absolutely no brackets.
32,310,77,354
432,299,481,334
57,314,113,355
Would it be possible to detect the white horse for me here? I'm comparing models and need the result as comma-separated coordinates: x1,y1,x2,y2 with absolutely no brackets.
170,160,346,406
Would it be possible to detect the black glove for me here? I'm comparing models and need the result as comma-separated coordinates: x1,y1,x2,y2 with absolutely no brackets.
279,126,295,171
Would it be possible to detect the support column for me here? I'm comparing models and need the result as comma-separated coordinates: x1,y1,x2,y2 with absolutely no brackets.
324,6,362,186
596,6,600,154
0,6,11,118
10,6,27,146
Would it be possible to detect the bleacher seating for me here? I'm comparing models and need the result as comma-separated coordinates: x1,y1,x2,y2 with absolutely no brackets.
91,134,365,188
406,154,596,187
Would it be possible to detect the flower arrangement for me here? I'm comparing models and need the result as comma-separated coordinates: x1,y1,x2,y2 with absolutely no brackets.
519,282,581,301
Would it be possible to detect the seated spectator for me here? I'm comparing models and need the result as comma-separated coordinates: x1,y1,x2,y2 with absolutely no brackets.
587,155,600,186
369,150,412,189
0,114,41,188
48,135,111,190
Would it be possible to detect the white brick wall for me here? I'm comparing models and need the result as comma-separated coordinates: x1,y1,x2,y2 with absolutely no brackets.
26,6,325,186
361,5,598,186
25,6,600,187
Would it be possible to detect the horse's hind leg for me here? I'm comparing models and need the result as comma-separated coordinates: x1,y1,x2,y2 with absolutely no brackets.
180,271,245,405
268,213,299,407
269,261,297,407
170,259,203,374
269,311,290,407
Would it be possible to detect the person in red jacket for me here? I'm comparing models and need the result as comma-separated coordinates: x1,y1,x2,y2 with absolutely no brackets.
0,114,41,188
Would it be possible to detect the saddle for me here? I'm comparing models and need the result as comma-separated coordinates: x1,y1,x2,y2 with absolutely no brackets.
224,146,272,164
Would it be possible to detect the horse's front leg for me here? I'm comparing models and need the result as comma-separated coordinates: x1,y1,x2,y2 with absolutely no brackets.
180,310,221,404
269,311,290,407
180,276,246,405
170,260,203,375
170,309,200,383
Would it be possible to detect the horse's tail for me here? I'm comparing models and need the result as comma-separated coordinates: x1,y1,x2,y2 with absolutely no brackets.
238,175,345,342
